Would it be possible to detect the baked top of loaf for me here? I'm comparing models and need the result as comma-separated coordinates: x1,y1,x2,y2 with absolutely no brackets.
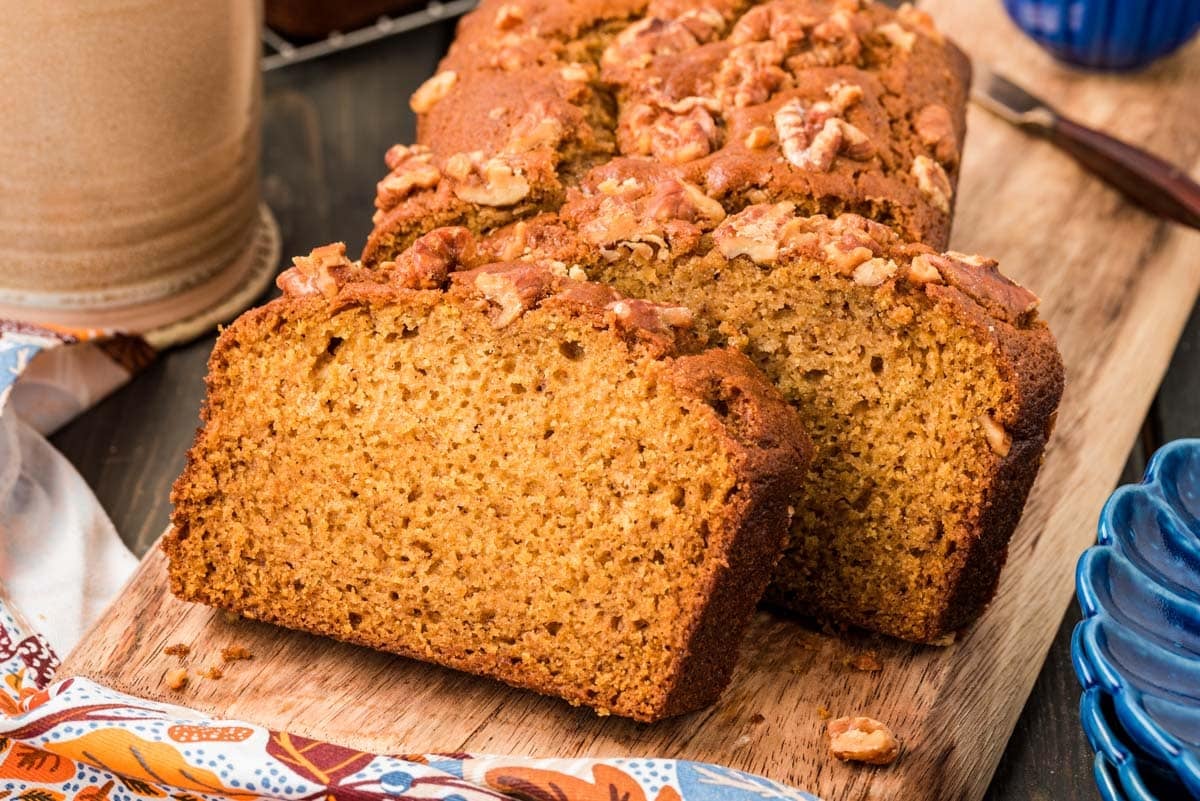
363,0,970,266
441,189,1064,642
166,239,812,721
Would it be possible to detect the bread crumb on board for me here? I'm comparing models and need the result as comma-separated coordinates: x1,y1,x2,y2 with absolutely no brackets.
164,668,189,691
847,651,883,672
826,716,901,765
162,643,190,658
221,645,253,662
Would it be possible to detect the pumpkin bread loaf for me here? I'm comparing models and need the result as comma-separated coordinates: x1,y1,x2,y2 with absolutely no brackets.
363,0,970,266
460,177,1064,642
165,238,812,721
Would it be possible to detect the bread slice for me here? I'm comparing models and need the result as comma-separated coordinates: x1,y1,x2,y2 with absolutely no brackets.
362,0,970,266
470,169,1064,642
165,238,811,721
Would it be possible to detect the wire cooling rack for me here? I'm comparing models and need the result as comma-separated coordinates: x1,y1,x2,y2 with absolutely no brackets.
261,0,478,71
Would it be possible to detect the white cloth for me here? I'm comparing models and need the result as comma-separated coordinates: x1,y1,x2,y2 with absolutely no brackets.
0,334,141,656
0,408,137,654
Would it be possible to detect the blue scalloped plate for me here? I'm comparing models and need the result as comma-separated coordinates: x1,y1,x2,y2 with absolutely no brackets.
1074,439,1200,799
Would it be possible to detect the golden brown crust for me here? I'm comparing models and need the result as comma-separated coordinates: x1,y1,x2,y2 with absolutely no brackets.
166,239,812,721
657,348,813,713
362,0,971,266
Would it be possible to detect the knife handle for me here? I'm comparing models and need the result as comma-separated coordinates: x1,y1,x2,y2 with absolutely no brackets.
1046,116,1200,231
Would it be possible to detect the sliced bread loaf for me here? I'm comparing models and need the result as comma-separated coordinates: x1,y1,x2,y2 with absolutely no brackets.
165,238,811,721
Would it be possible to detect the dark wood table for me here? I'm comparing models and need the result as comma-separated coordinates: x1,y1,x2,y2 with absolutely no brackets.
48,21,1199,801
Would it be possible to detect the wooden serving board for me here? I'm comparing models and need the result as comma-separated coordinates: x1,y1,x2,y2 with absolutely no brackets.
62,3,1200,800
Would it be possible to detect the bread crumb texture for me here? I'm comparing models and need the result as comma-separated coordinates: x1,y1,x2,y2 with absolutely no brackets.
167,248,810,721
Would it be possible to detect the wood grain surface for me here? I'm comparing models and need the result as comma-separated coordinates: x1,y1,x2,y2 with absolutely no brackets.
57,3,1200,800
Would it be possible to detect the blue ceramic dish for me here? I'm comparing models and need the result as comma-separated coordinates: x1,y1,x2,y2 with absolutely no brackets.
1004,0,1200,70
1074,439,1200,799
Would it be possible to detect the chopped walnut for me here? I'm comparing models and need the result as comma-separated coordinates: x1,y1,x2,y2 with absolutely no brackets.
376,145,441,212
774,84,873,171
744,125,774,149
852,258,899,287
507,105,565,152
730,3,814,50
625,103,721,164
410,70,458,114
827,716,901,765
715,41,789,109
657,94,722,115
474,270,542,327
784,7,865,68
201,665,225,680
774,99,815,164
813,9,854,43
944,250,990,268
837,118,875,160
390,227,475,289
980,414,1012,457
912,155,952,213
602,17,702,72
494,3,523,30
559,62,591,83
713,202,801,265
826,81,866,114
165,668,188,691
596,176,644,197
644,180,726,226
778,110,870,171
897,3,945,44
874,22,916,51
906,253,944,284
914,104,958,165
607,299,694,335
446,153,531,206
276,243,351,299
674,6,726,41
822,241,873,274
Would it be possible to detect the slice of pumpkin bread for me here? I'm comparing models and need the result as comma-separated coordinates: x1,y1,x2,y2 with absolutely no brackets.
472,175,1064,642
165,237,811,721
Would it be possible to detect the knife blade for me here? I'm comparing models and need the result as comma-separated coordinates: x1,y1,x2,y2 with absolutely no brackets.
970,61,1200,230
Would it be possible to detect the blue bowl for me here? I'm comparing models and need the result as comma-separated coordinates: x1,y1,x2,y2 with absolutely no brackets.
1004,0,1200,70
1074,439,1200,799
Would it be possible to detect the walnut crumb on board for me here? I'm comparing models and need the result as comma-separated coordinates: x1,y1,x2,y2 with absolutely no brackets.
817,705,832,720
221,646,253,662
164,668,188,691
202,666,225,680
827,716,901,765
162,643,190,658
